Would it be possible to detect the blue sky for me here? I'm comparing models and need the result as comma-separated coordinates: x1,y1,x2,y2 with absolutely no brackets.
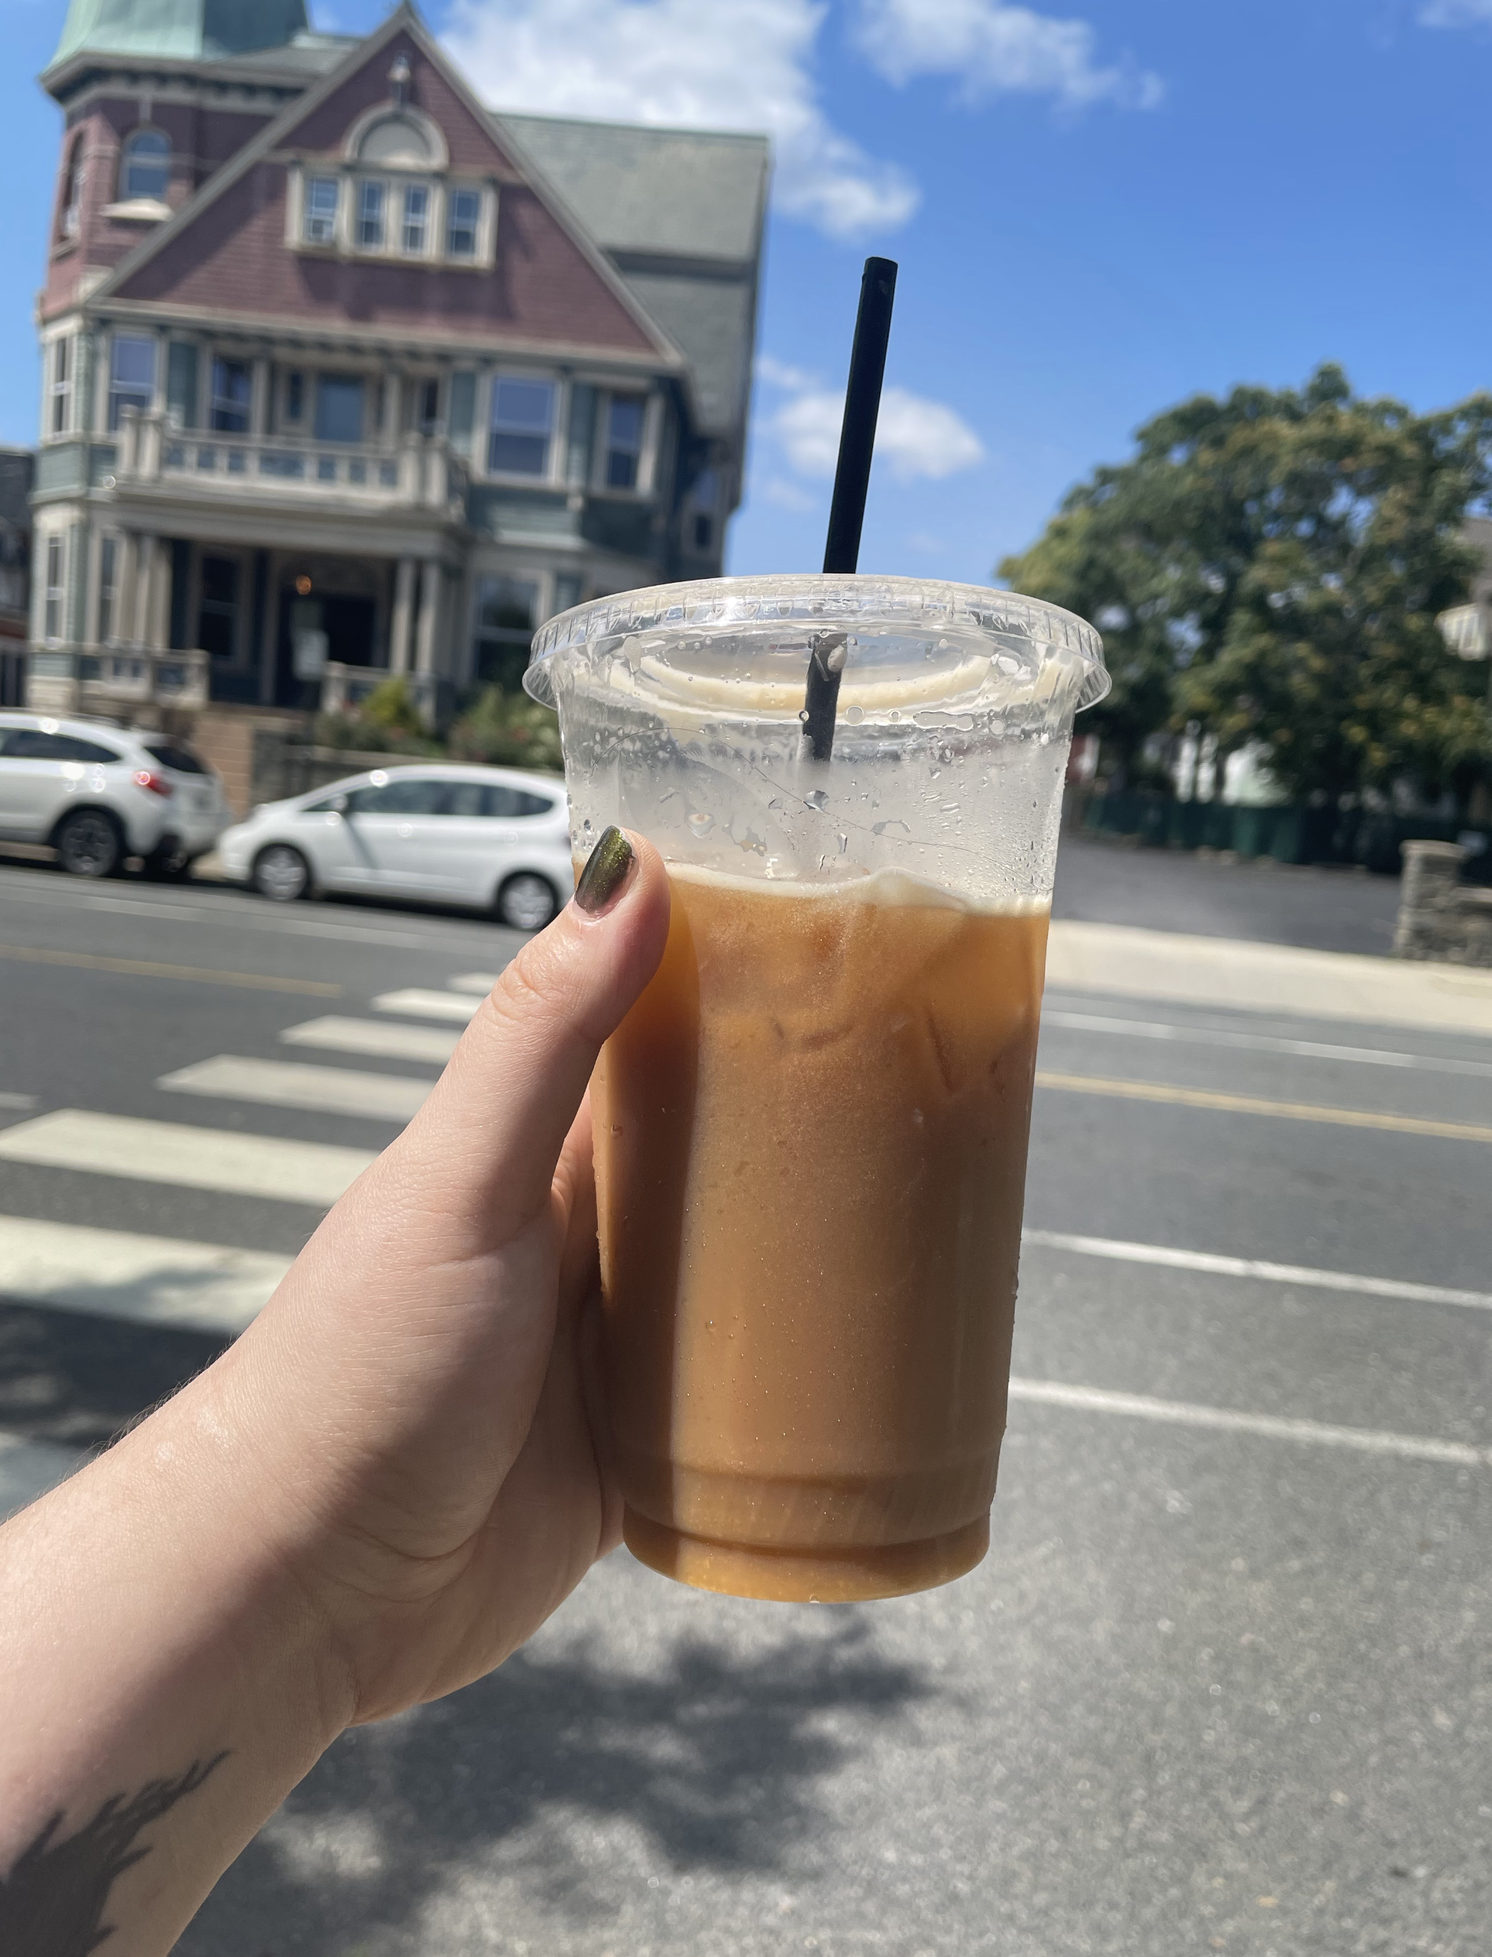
6,0,1492,589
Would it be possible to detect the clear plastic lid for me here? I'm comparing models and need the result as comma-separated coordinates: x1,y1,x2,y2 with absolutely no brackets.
525,574,1109,718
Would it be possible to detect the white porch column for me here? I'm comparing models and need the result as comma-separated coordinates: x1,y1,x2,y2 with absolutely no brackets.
390,557,416,673
144,536,172,650
414,559,440,676
115,531,141,646
132,535,160,645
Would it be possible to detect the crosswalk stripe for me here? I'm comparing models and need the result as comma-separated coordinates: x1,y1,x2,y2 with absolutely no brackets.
0,1111,375,1205
1008,1376,1492,1467
372,988,481,1023
0,1214,288,1335
449,973,500,994
281,1016,461,1064
1021,1229,1492,1313
159,1055,432,1123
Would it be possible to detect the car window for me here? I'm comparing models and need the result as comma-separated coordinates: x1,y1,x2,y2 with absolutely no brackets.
479,785,557,818
143,743,208,776
302,793,350,814
347,778,449,816
2,729,120,763
445,781,490,818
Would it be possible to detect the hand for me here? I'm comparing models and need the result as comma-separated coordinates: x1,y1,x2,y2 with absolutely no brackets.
215,825,672,1722
0,827,671,1954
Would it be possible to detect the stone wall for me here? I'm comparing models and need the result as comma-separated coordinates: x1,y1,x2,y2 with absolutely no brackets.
1393,842,1492,966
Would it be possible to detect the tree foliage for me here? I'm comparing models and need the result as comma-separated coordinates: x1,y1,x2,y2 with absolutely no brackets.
998,364,1492,799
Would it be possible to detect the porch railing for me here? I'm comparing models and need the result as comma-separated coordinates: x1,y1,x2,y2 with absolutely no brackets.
26,644,210,715
112,411,469,516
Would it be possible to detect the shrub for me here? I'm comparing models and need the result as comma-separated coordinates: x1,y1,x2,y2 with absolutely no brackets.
447,687,563,772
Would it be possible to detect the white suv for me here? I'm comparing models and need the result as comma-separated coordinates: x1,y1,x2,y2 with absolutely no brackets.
0,712,232,878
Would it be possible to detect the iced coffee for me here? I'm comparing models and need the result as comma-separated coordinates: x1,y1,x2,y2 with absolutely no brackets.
530,575,1106,1600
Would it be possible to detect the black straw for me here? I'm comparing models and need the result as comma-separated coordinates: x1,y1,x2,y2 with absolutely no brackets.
801,256,898,763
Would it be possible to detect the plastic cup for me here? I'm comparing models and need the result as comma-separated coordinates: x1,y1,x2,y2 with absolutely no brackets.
527,575,1107,1601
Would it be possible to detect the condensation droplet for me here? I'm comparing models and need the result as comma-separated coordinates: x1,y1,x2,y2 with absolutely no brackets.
688,811,716,835
844,704,865,724
805,789,829,811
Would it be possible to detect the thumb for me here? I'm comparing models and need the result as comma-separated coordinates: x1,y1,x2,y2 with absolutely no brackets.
388,826,670,1240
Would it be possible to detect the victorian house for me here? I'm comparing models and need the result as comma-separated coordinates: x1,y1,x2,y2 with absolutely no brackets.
30,0,767,788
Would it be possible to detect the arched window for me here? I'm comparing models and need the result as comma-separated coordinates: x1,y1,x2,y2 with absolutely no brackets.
353,111,440,170
121,128,170,202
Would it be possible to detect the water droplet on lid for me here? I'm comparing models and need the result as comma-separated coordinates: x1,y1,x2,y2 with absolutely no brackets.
805,789,829,811
844,704,864,724
688,811,715,835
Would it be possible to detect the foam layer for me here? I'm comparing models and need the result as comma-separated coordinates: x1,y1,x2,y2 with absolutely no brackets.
662,858,1051,917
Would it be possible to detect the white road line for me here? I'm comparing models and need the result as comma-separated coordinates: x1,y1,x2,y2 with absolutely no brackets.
0,1430,86,1521
449,972,500,994
0,1111,374,1205
281,1016,460,1064
1021,1228,1492,1314
1042,1008,1492,1080
1008,1377,1491,1467
373,988,481,1023
159,1055,432,1122
0,1214,287,1335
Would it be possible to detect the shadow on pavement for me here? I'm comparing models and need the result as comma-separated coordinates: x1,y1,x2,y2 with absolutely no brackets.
182,1616,932,1954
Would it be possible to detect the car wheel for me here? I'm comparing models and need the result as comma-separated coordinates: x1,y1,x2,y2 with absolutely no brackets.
252,844,312,902
54,808,123,879
496,871,560,931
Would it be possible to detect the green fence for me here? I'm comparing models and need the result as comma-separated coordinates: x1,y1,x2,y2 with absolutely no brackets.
1080,791,1480,875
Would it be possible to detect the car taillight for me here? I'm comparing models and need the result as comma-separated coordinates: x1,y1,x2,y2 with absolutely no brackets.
133,769,174,798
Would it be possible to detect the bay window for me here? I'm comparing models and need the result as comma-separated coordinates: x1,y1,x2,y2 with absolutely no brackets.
488,378,555,477
604,396,646,490
108,335,156,430
48,337,72,437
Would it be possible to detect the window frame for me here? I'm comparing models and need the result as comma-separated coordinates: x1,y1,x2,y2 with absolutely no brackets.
486,375,559,482
43,535,65,645
401,183,429,256
120,127,171,204
446,186,480,259
603,394,647,492
108,333,157,431
303,174,339,245
356,178,386,251
313,372,368,446
96,534,119,645
209,356,252,435
470,571,542,688
48,337,73,438
58,136,84,243
195,550,243,662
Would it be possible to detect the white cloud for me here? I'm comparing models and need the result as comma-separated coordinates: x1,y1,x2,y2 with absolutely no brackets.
442,0,918,236
767,366,985,482
762,476,820,511
1417,0,1492,22
856,0,1163,110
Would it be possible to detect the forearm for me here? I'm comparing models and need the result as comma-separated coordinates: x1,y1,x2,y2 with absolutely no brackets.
0,1361,352,1954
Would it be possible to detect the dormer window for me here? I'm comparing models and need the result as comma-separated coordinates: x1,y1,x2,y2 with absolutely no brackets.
122,128,170,202
357,180,385,250
304,176,338,244
402,185,428,254
447,188,479,258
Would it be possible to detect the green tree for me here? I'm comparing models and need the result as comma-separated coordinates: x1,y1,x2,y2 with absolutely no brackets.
999,365,1492,800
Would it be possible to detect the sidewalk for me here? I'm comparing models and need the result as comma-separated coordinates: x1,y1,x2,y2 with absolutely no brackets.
1047,920,1492,1038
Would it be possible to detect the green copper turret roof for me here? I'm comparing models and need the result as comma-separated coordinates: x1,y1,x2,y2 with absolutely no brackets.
50,0,311,67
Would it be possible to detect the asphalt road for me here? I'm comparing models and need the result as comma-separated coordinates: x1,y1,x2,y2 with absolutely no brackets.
1,854,1490,1957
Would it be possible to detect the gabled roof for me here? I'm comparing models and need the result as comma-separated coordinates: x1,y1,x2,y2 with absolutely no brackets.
496,115,768,264
86,6,689,378
497,113,769,438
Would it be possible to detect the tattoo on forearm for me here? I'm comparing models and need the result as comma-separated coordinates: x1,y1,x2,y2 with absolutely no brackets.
0,1752,228,1955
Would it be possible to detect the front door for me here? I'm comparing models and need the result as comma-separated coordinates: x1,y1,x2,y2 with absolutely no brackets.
274,592,379,708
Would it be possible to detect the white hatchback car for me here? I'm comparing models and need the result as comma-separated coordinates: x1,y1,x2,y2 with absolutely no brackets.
0,712,231,878
219,763,574,929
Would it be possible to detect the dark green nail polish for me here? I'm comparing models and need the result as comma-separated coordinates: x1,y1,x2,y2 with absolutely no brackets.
574,826,635,914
